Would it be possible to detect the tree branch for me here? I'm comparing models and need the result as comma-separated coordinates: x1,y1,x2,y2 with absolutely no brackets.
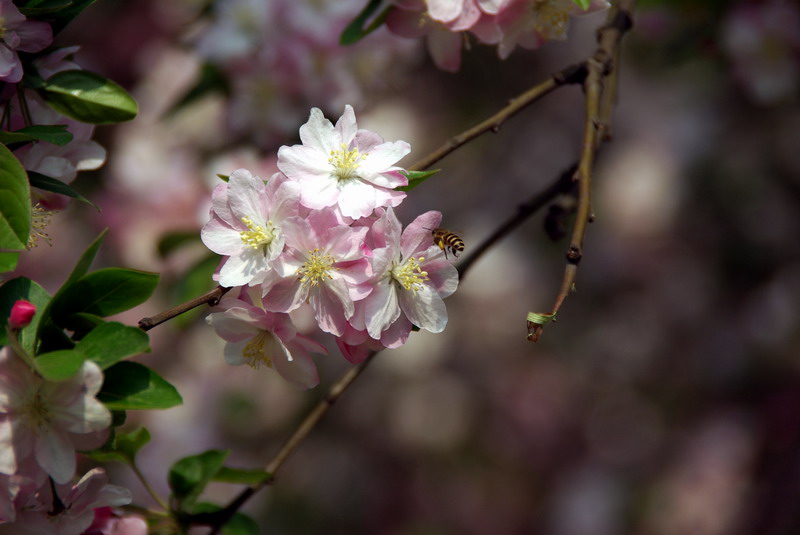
137,285,230,331
527,1,635,342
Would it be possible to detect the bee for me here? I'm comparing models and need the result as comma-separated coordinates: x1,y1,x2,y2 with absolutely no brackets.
431,228,464,259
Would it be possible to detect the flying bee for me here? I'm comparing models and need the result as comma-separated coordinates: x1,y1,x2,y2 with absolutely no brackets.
431,228,464,259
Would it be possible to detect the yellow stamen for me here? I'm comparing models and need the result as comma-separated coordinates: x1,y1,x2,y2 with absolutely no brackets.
531,0,570,37
20,389,53,432
239,217,276,250
328,143,366,183
242,331,275,369
27,203,55,249
298,249,336,287
391,256,429,293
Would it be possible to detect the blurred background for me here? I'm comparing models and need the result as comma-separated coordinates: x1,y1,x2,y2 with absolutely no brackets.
7,0,800,533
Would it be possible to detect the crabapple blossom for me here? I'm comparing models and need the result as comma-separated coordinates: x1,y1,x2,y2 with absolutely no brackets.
14,468,131,535
277,105,410,219
354,208,458,342
0,0,52,83
201,169,300,288
261,208,371,336
0,347,111,484
206,292,327,389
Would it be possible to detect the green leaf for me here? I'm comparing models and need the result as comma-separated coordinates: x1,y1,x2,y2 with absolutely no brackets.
47,0,100,35
169,450,229,509
65,229,107,288
157,230,200,258
19,0,75,17
28,172,99,210
396,169,441,192
216,174,229,182
0,143,31,250
50,268,159,328
40,70,138,124
212,466,269,486
526,311,557,325
0,125,73,146
76,321,150,369
87,426,151,464
188,503,260,535
165,63,229,118
571,0,591,9
0,277,51,354
0,251,19,272
35,348,86,381
98,361,182,410
340,0,390,45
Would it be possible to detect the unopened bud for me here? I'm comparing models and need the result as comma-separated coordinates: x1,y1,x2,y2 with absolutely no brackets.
9,300,36,329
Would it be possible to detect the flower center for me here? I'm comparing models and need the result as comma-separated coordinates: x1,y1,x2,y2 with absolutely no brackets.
298,249,336,287
531,0,570,37
239,217,276,250
27,203,55,249
242,331,276,369
391,256,429,293
328,144,366,183
20,389,54,433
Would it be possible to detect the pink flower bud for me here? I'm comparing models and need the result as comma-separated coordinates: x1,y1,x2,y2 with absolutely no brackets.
9,299,36,329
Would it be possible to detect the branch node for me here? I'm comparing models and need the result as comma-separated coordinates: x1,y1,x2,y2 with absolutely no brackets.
566,246,582,264
491,124,501,133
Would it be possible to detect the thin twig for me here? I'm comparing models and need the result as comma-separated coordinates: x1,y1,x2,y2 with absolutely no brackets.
457,164,576,280
198,352,379,534
409,63,586,172
527,1,635,342
138,286,230,331
130,460,169,511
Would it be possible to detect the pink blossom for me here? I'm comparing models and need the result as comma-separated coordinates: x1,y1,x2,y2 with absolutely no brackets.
261,208,371,336
8,299,36,329
277,105,410,219
386,2,466,72
82,506,148,535
0,348,111,484
15,468,131,535
354,208,458,343
201,170,300,288
11,94,106,210
206,293,327,389
0,0,52,83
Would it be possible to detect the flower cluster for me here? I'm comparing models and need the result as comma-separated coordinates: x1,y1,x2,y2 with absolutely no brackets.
202,106,459,388
386,0,609,71
191,0,417,148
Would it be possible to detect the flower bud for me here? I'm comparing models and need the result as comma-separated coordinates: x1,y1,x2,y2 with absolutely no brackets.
9,299,36,329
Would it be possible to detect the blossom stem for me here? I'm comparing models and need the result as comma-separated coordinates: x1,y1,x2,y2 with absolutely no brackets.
130,460,169,511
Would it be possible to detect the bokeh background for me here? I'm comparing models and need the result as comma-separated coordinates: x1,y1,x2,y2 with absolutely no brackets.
7,0,800,533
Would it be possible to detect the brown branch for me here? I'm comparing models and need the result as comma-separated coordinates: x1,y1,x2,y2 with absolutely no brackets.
198,351,380,534
457,164,576,280
138,285,230,331
409,63,587,172
527,1,635,342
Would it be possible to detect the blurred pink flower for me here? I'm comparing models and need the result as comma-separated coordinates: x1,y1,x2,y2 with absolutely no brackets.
261,208,371,336
15,468,131,535
0,0,52,83
206,294,327,389
201,170,300,288
277,105,410,219
496,0,609,58
82,506,147,535
0,348,111,484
